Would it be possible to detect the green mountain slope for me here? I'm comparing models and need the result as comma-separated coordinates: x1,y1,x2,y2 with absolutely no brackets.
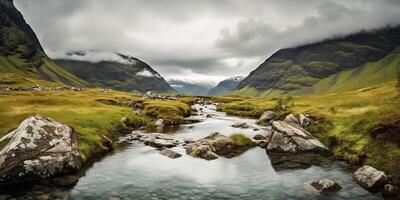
297,46,400,94
236,26,400,96
55,54,175,93
0,0,88,87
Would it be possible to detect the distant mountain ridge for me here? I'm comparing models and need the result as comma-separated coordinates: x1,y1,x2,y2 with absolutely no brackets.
208,76,244,96
236,26,400,96
55,52,175,93
167,79,214,95
0,0,88,87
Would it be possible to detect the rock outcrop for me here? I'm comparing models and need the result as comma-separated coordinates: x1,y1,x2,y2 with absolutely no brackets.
186,132,253,160
266,121,328,153
0,115,82,184
353,165,387,190
304,179,342,193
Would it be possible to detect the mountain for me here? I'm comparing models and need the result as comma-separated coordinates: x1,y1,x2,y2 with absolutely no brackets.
167,79,215,95
235,26,400,96
208,76,244,96
54,53,175,93
0,0,87,87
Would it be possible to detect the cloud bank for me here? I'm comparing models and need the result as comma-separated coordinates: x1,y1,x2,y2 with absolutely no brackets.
14,0,400,82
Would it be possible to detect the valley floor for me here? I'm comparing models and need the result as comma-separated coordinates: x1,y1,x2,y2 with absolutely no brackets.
216,81,400,179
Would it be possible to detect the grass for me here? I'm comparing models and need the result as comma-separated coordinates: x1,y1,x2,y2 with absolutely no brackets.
141,100,191,125
0,89,190,161
217,81,400,177
229,133,255,146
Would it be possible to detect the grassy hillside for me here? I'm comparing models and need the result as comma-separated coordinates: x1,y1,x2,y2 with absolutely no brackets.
219,82,400,177
0,89,190,160
236,26,400,95
297,46,400,94
0,0,88,87
55,56,175,93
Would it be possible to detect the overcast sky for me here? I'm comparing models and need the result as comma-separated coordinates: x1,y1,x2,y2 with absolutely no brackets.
15,0,400,83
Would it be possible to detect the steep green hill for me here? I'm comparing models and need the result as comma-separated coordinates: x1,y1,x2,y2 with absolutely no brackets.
297,46,400,94
0,0,88,87
55,54,175,93
236,26,400,96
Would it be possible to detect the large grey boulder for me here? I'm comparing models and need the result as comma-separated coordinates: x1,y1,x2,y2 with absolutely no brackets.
0,115,82,184
304,179,342,193
353,165,387,189
266,121,328,153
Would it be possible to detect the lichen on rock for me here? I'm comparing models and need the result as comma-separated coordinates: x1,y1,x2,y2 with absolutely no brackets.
0,115,82,184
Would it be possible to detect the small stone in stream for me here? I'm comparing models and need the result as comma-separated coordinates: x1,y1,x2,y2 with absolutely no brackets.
253,134,266,140
144,139,177,149
184,139,195,144
206,114,212,118
353,165,387,189
304,179,342,193
254,140,268,148
253,128,260,131
160,148,182,159
232,122,250,129
383,184,400,196
50,175,80,187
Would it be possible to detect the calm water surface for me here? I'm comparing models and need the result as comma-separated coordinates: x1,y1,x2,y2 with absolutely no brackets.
1,105,383,200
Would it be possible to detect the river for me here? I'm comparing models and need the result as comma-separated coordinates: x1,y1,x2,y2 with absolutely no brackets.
0,104,384,200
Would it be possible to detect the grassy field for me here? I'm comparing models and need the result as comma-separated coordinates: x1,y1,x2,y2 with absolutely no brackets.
0,89,190,161
219,81,400,177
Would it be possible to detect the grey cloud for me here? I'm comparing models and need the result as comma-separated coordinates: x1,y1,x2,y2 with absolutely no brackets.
216,1,400,57
14,0,400,82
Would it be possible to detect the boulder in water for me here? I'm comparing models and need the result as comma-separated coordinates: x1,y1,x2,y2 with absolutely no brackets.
266,121,328,153
353,165,387,189
232,122,249,129
304,179,342,193
160,148,182,159
0,115,82,184
186,132,253,160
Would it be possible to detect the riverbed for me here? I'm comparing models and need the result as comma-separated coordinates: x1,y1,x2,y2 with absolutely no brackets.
0,104,384,200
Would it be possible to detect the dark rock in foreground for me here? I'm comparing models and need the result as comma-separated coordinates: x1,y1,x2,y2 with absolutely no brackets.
0,115,82,184
186,132,254,160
